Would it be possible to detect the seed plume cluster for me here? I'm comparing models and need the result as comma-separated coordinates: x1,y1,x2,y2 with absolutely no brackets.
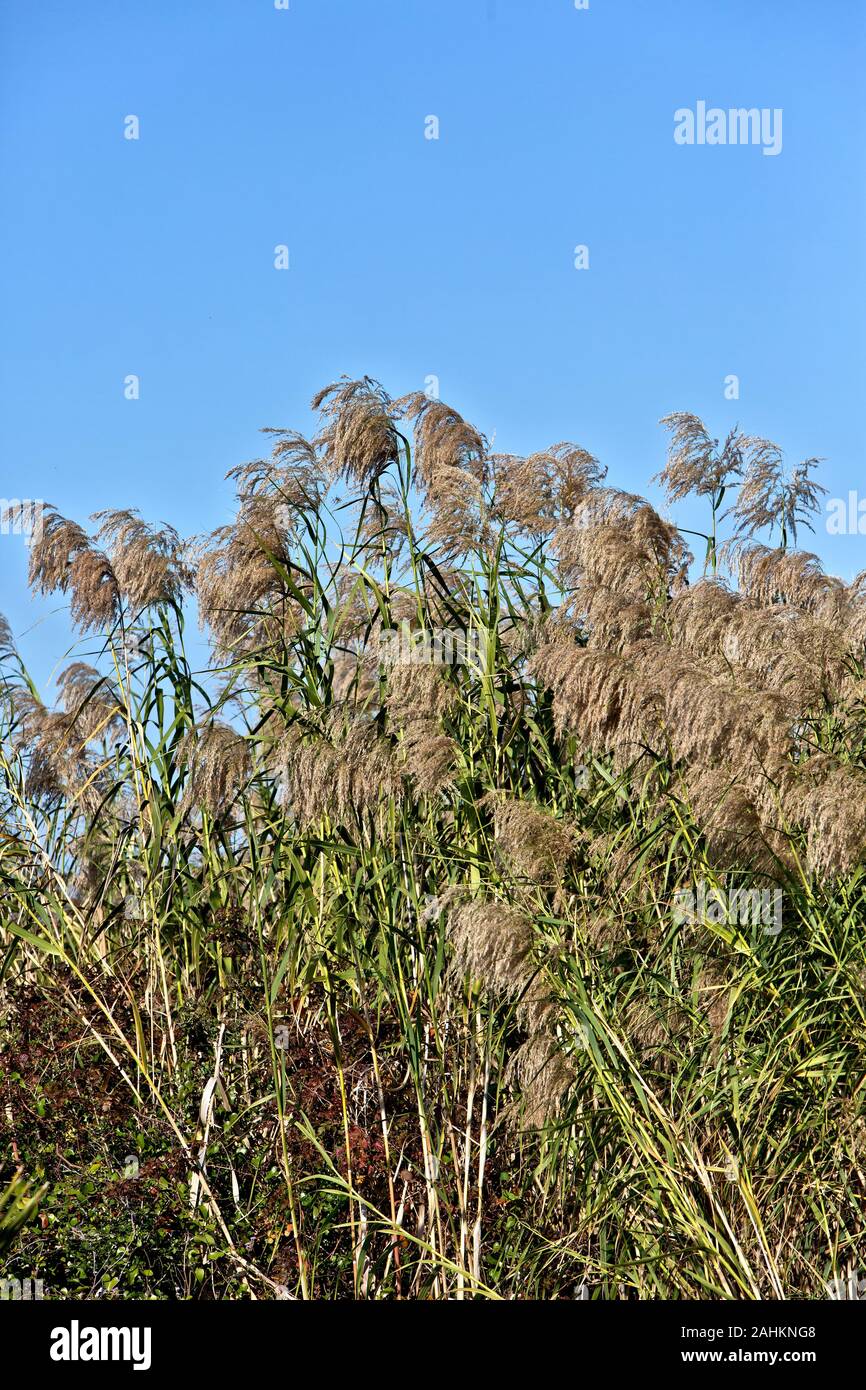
384,662,459,795
492,443,607,536
178,722,252,819
273,713,403,829
392,392,489,556
484,791,577,881
656,413,746,501
448,898,576,1125
10,663,121,810
313,377,400,489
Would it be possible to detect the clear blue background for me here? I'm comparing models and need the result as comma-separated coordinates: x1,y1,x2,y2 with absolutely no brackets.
1,0,864,689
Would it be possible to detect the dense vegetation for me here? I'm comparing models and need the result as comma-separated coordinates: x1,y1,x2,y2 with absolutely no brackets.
2,380,865,1299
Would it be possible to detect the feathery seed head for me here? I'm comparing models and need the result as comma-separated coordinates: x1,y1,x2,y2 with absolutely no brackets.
312,376,399,488
657,413,745,501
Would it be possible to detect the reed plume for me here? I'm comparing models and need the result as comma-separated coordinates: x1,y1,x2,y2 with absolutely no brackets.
732,544,851,628
178,722,252,819
492,443,606,536
483,792,577,881
657,413,745,500
507,1032,577,1128
27,507,119,632
449,899,535,997
448,899,554,1029
568,585,652,653
93,509,192,613
782,757,866,879
555,492,691,602
392,392,487,490
531,629,796,828
384,662,459,794
195,500,306,660
274,713,403,828
665,580,850,710
679,765,789,874
449,899,576,1124
392,392,489,556
0,613,16,666
636,642,794,777
729,438,826,549
312,376,399,488
230,428,327,517
530,626,660,766
11,665,120,810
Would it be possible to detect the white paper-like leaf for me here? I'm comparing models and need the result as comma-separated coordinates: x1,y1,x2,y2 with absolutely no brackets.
199,1075,217,1126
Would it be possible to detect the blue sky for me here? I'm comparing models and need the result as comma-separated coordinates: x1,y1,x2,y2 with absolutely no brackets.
1,0,864,689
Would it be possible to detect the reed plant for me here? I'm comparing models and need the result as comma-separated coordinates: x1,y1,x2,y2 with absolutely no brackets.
1,379,864,1299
